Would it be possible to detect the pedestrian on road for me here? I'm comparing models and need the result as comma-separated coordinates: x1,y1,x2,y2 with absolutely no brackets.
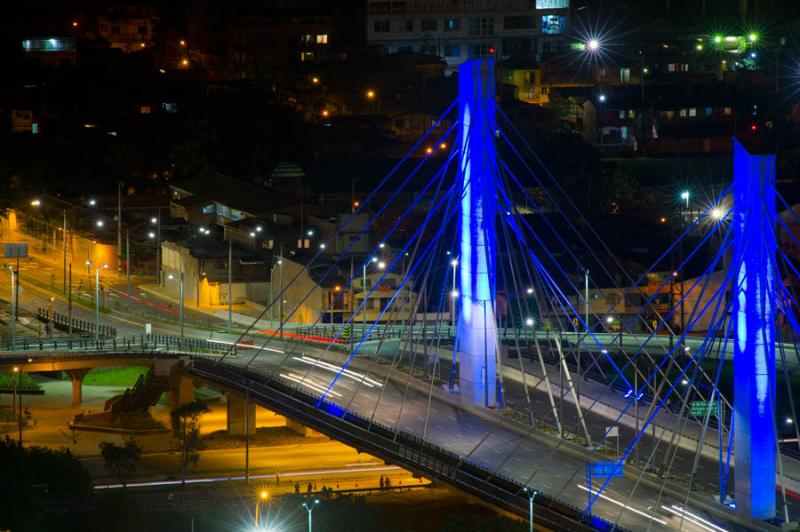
307,483,313,493
275,471,280,486
379,476,384,489
294,482,300,494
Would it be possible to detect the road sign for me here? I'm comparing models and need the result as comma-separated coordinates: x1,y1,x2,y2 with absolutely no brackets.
3,243,28,259
606,426,619,438
690,400,718,417
590,461,624,478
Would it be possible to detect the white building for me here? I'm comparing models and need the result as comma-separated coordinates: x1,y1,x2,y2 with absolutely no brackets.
366,0,572,73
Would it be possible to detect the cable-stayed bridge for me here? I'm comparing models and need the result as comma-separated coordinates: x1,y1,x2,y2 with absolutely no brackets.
6,58,800,531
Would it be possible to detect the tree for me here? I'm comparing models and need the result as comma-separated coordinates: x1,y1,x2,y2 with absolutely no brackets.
170,400,209,488
0,437,92,530
99,439,141,489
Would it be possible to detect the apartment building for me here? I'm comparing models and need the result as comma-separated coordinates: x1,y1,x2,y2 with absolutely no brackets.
366,0,572,73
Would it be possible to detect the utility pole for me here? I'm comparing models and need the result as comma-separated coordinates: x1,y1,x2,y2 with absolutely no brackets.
126,229,131,311
156,208,162,287
228,238,233,334
62,210,67,293
68,263,73,335
117,181,123,273
278,244,284,339
10,266,16,345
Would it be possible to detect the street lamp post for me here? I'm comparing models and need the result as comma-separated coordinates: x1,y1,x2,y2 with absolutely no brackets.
278,244,283,340
9,266,16,345
62,209,67,293
303,499,320,532
13,366,21,448
524,487,538,532
227,238,232,334
88,261,109,342
126,229,131,311
363,257,378,334
167,270,185,339
255,490,269,529
450,258,458,329
150,212,161,286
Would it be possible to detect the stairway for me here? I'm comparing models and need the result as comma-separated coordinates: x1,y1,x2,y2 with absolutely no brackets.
104,368,169,413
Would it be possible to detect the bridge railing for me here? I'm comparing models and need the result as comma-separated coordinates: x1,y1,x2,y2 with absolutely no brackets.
189,356,620,532
0,334,229,357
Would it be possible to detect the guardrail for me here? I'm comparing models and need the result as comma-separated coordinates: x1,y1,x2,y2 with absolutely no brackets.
37,308,117,338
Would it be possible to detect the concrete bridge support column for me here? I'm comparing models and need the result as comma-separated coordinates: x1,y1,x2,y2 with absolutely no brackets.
67,368,90,406
169,375,195,411
286,418,314,437
226,393,255,436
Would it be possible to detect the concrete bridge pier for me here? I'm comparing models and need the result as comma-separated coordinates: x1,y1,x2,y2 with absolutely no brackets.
168,374,195,411
226,393,256,436
67,368,90,406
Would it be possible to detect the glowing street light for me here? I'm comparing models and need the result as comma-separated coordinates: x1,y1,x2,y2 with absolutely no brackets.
710,207,724,221
525,317,535,327
303,499,320,532
96,220,104,228
311,76,319,84
30,199,41,207
598,94,606,103
526,287,534,295
605,315,614,324
88,198,97,206
255,490,270,529
307,229,314,236
179,39,186,46
748,32,758,43
524,487,539,532
148,231,156,239
680,190,690,208
377,261,386,270
713,35,723,44
366,89,376,100
587,39,600,51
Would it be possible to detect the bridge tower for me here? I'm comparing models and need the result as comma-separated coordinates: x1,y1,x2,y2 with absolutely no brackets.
732,138,777,520
456,59,499,407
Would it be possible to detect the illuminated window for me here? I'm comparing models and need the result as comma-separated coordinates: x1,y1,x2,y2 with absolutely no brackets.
374,20,390,32
723,107,732,116
541,15,566,34
679,108,687,117
31,122,39,134
664,111,674,119
705,107,713,117
535,0,569,7
201,204,214,214
315,34,328,44
628,110,635,118
689,108,697,117
619,67,630,83
445,18,459,31
140,105,151,114
618,110,625,119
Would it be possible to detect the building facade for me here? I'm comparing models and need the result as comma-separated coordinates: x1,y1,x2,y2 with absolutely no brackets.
366,0,571,73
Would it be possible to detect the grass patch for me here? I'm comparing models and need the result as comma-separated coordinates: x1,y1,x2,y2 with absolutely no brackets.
83,366,149,387
0,371,40,390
